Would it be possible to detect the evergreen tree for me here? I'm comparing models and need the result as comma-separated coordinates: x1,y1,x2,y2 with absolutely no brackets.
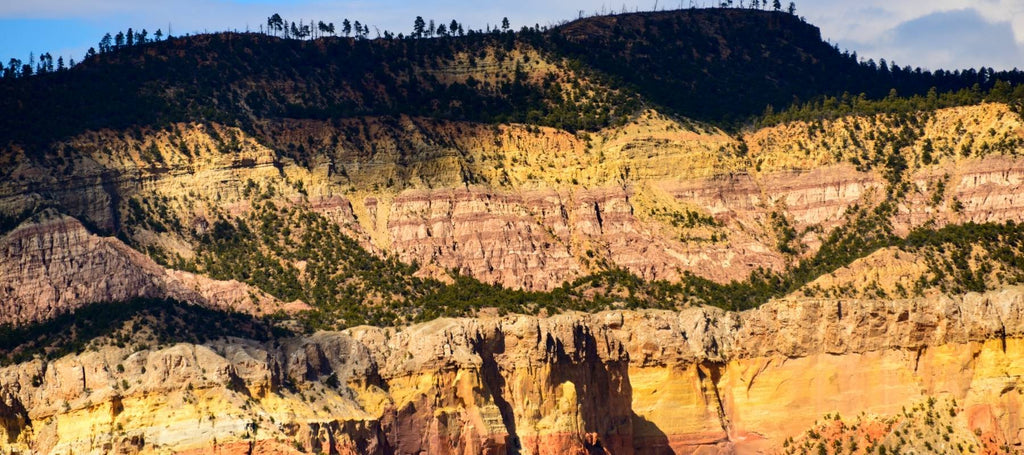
99,33,112,53
413,16,425,38
154,29,163,41
98,32,111,52
5,58,21,79
342,19,351,37
267,14,284,36
127,27,134,46
772,0,781,10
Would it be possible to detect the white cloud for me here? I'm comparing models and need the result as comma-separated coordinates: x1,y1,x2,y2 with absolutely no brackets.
798,0,1024,42
794,0,1024,70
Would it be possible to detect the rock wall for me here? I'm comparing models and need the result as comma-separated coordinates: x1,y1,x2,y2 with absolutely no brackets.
2,287,1024,454
1,105,1023,293
0,211,293,326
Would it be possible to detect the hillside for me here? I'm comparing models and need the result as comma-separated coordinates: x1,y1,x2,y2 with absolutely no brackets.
3,6,1024,454
2,8,1024,327
3,8,1023,149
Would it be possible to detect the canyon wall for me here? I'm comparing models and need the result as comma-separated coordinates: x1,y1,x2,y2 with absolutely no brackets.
0,210,292,326
2,287,1023,454
2,105,1023,297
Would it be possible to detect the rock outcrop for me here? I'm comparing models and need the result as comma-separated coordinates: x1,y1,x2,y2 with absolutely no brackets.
2,18,1024,455
3,105,1023,296
0,211,295,326
2,287,1024,454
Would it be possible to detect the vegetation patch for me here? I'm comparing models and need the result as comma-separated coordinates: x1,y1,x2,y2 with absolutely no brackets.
0,299,289,366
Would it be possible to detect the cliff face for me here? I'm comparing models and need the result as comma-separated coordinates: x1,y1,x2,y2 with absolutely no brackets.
2,288,1023,454
0,101,1022,453
2,12,1023,453
3,104,1022,300
0,211,293,326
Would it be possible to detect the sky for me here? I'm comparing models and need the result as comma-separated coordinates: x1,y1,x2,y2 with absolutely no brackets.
0,0,1021,71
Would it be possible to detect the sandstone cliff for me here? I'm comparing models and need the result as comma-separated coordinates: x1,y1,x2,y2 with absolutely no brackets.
2,15,1023,454
2,104,1022,302
0,210,296,326
2,287,1023,454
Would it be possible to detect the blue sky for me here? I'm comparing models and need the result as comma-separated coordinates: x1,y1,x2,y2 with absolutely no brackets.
1,0,1021,70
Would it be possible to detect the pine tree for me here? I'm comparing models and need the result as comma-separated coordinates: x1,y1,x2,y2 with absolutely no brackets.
267,14,284,36
413,16,425,38
100,33,113,53
3,59,18,79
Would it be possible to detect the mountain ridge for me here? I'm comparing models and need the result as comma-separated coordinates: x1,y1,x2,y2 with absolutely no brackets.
3,7,1023,150
3,8,1024,453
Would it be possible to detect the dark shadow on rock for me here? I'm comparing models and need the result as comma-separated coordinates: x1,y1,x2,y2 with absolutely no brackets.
0,393,29,444
553,322,638,454
631,412,673,455
474,329,521,455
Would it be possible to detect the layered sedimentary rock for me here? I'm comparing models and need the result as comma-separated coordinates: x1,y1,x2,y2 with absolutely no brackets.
2,106,1023,297
1,105,1023,293
2,287,1023,454
1,103,1023,454
384,185,777,289
0,211,293,326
